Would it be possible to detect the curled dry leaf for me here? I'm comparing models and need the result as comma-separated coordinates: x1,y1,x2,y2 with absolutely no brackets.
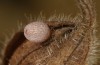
0,0,99,65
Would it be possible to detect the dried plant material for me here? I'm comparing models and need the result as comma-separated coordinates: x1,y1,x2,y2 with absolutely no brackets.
0,0,99,65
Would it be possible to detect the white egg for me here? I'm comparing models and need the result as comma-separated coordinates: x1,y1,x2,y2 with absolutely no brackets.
24,21,50,43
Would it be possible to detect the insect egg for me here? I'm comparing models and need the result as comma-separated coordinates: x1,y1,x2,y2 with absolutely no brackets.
24,21,50,43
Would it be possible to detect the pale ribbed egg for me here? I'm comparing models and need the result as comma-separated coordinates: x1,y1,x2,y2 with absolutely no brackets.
24,22,50,43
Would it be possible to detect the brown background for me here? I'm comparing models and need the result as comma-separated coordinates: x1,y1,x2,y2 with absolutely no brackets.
0,0,100,37
0,0,99,38
0,0,99,63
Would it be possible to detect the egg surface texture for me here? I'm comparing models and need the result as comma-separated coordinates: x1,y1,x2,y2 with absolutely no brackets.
24,22,50,43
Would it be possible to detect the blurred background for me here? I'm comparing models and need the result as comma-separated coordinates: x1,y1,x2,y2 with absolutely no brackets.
0,0,99,38
0,0,78,37
0,0,99,64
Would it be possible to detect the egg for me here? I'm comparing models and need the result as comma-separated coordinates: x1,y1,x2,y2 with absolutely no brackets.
24,21,50,43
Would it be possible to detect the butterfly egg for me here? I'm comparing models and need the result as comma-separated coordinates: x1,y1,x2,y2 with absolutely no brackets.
24,21,50,43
